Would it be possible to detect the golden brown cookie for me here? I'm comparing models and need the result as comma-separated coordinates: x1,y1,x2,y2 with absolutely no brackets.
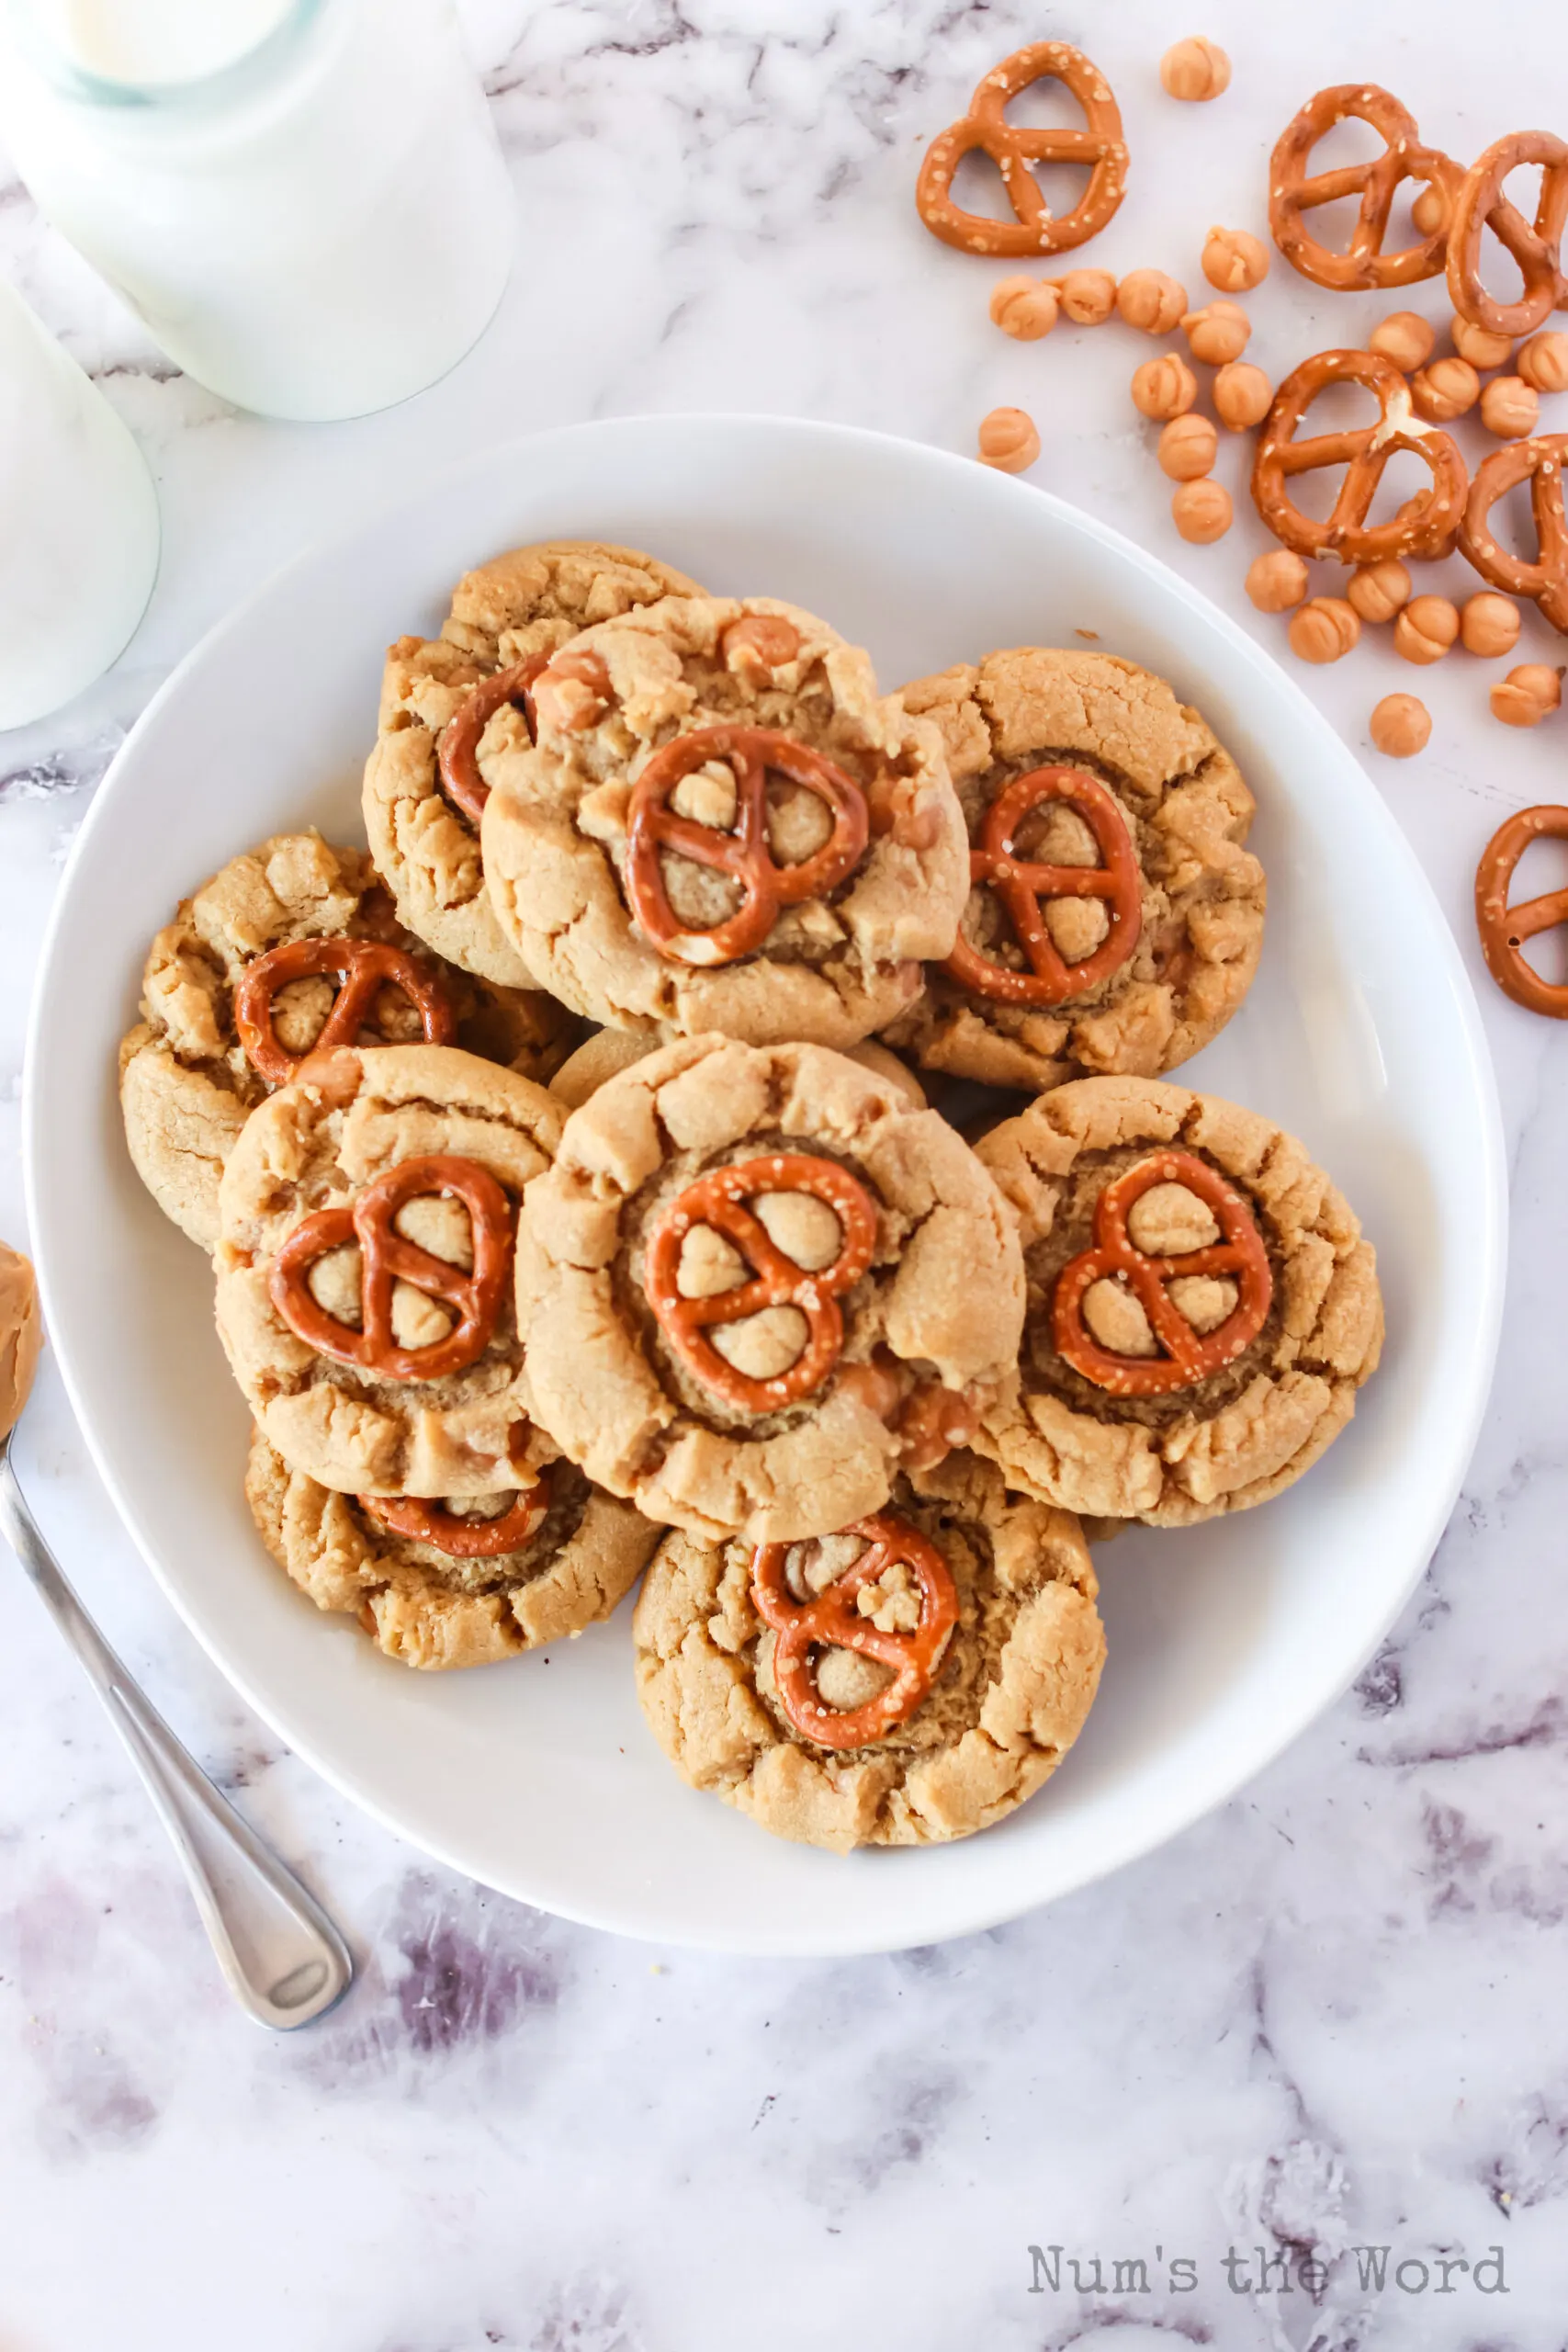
548,1025,926,1114
884,650,1265,1092
214,1043,564,1496
514,1035,1025,1543
245,1427,658,1669
479,594,968,1046
974,1077,1383,1524
118,832,573,1251
362,540,705,987
633,1452,1104,1850
0,1240,41,1441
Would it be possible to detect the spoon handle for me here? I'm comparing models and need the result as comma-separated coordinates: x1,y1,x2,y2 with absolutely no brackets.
0,1453,353,2029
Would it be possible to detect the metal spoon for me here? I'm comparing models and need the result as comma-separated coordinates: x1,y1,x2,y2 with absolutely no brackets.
0,1425,354,2029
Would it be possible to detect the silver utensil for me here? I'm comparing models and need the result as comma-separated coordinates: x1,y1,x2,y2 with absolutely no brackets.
0,1427,353,2030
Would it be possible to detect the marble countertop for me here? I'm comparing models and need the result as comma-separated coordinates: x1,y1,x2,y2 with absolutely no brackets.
5,3,1568,2345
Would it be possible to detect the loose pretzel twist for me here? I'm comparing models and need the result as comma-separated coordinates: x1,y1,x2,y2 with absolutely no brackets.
233,937,457,1088
1053,1150,1274,1397
943,764,1142,1006
269,1154,514,1382
1448,132,1568,340
1269,85,1461,290
644,1153,879,1415
436,651,550,826
1474,806,1568,1019
916,41,1128,259
1253,349,1468,563
750,1512,959,1750
626,727,869,967
358,1476,553,1557
1460,435,1568,631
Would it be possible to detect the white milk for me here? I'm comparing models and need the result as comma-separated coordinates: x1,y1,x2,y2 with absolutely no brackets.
0,280,159,730
0,0,516,421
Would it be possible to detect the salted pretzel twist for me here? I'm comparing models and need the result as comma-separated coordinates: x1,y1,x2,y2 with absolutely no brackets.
1269,85,1461,290
626,726,869,967
750,1512,959,1750
1474,806,1568,1019
1052,1150,1274,1397
1460,435,1568,631
1253,349,1468,563
358,1476,553,1557
943,764,1142,1006
269,1154,514,1383
436,651,550,826
644,1153,879,1415
916,41,1128,259
233,937,457,1087
1448,132,1568,340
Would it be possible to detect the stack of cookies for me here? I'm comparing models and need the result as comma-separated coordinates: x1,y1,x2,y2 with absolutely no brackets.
118,539,1382,1854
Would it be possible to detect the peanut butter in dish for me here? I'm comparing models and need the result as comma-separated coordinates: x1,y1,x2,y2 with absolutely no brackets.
0,1241,41,1440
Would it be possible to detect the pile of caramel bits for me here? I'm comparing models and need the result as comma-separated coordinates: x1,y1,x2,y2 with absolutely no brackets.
923,44,1568,1014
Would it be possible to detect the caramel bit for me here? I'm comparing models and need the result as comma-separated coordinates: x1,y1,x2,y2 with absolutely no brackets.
1051,268,1118,324
1246,549,1310,613
896,1382,979,1472
977,406,1041,473
1159,38,1230,102
1478,376,1539,440
1182,300,1250,365
1410,356,1479,423
721,614,802,684
1289,597,1359,664
1212,360,1272,430
1368,311,1435,372
1157,413,1218,481
1346,560,1412,625
1370,694,1431,758
1491,664,1563,728
1460,594,1521,659
532,647,612,735
1117,269,1188,334
989,275,1059,341
0,1241,41,1442
1451,314,1514,371
1393,594,1460,666
1517,331,1568,393
1132,353,1198,421
1201,226,1269,294
1171,478,1232,543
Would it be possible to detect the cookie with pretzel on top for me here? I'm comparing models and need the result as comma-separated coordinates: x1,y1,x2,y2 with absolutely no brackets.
478,594,970,1048
973,1077,1383,1526
883,650,1265,1093
214,1042,565,1498
363,539,705,988
246,1429,658,1670
118,830,574,1252
513,1035,1024,1544
633,1451,1104,1850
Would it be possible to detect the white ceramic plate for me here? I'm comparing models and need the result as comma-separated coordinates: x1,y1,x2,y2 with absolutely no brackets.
26,416,1506,1956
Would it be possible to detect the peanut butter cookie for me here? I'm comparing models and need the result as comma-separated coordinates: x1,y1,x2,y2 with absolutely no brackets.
479,594,969,1046
884,650,1265,1091
633,1452,1104,1850
363,540,705,986
975,1077,1383,1523
548,1026,926,1113
119,831,572,1251
245,1427,658,1669
215,1043,564,1496
514,1035,1025,1543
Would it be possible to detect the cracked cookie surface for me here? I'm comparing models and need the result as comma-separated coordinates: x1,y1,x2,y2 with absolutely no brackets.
118,831,573,1251
975,1076,1383,1524
633,1452,1103,1850
245,1427,658,1669
513,1035,1025,1543
479,594,968,1046
215,1042,564,1497
884,649,1265,1091
363,540,704,985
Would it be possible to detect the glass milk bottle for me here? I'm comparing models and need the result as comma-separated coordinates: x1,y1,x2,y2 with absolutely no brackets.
0,279,159,729
0,0,516,422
